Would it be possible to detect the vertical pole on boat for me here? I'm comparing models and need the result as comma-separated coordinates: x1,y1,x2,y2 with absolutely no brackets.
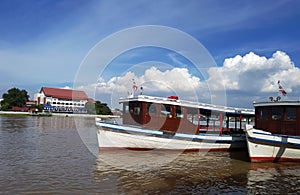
234,117,237,131
226,115,229,133
219,112,223,135
197,108,200,134
239,114,242,131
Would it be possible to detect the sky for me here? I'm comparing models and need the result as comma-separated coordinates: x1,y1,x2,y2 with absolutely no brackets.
1,0,300,108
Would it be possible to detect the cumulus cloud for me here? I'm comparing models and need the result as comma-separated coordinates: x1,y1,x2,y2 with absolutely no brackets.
208,51,300,94
77,50,300,108
77,66,211,107
111,67,203,95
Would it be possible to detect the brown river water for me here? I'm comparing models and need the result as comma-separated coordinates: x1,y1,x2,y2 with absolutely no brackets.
1,116,300,194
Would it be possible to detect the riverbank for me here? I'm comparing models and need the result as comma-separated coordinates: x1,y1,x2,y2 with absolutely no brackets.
0,111,119,118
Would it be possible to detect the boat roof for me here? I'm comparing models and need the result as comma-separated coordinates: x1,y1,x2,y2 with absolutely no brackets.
119,95,254,115
253,100,300,107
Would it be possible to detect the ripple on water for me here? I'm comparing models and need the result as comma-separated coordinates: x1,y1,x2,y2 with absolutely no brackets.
2,116,300,194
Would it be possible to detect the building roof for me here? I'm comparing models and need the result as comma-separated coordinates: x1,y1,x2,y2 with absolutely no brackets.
87,98,95,103
41,87,88,101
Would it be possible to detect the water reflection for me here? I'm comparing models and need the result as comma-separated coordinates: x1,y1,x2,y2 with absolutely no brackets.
36,115,76,130
93,151,249,194
247,163,300,194
1,116,300,194
94,150,300,194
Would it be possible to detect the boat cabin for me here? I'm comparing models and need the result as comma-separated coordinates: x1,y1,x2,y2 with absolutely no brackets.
254,101,300,136
120,95,254,135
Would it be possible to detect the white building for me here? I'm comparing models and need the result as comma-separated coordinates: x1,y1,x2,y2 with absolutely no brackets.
34,87,90,113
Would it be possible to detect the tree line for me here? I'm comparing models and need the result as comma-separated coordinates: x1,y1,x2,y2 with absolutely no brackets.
0,87,112,115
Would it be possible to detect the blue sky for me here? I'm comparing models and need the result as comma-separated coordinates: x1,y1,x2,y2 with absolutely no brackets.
1,0,300,108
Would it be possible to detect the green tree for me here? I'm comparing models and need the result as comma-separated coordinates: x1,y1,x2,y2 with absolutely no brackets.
95,101,111,115
85,101,112,115
1,88,29,110
85,102,96,114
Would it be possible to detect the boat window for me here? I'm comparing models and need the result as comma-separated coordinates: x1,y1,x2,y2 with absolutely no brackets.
147,103,157,115
176,107,183,118
161,105,171,116
271,107,283,120
285,107,297,120
187,108,198,124
133,107,140,115
258,108,268,120
125,105,129,113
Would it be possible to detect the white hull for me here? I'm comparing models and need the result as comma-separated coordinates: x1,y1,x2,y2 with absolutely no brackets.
245,124,300,162
96,121,246,151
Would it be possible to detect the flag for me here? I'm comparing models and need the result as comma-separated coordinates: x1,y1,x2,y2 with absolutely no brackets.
278,80,287,96
132,79,138,91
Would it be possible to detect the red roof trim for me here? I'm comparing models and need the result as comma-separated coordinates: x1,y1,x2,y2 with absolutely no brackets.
41,87,88,100
11,106,29,111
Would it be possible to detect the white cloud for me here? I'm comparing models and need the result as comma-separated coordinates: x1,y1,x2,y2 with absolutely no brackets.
208,51,300,95
77,66,210,107
109,67,204,96
77,51,300,108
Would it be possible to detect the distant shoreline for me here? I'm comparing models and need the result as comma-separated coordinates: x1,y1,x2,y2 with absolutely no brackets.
0,111,119,118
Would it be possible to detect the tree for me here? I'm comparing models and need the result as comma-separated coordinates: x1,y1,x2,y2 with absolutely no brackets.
85,102,96,114
85,101,112,115
95,101,112,115
1,88,29,110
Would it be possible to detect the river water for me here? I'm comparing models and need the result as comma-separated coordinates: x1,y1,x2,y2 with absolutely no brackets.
1,116,300,194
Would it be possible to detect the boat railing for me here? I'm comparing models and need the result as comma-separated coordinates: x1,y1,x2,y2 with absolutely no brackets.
121,95,254,115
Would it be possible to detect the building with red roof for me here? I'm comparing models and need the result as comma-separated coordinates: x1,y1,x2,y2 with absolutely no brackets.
34,87,90,113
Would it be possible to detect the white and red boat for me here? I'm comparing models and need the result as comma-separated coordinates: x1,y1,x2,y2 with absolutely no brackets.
96,95,254,151
245,101,300,162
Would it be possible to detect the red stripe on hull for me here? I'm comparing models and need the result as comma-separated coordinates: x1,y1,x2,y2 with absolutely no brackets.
250,156,300,162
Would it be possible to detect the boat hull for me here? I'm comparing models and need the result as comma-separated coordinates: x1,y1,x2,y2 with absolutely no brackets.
245,124,300,162
96,121,246,151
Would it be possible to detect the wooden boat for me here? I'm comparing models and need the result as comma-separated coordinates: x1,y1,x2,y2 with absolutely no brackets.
96,95,254,151
245,100,300,162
